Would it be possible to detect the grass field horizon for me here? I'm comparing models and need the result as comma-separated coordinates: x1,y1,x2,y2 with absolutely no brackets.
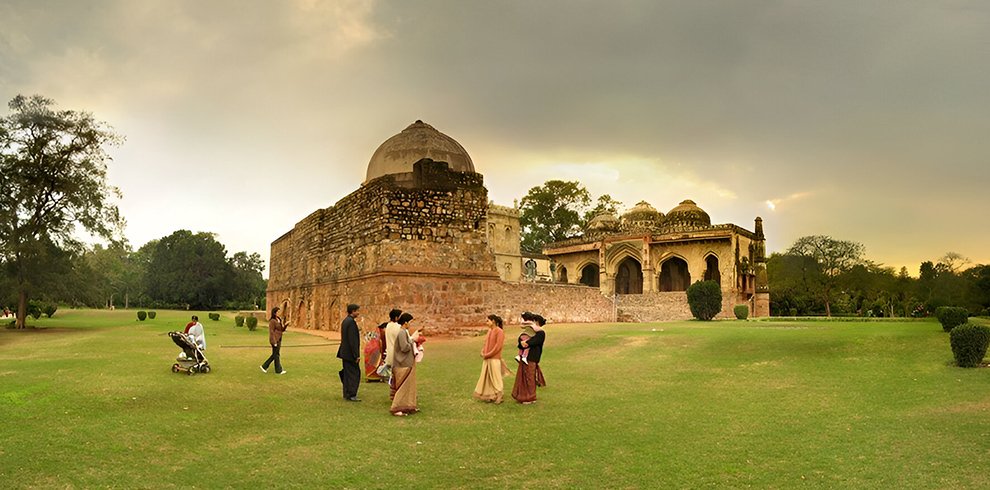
2,309,989,488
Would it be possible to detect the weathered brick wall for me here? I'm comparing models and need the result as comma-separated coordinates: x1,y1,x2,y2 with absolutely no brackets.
269,160,494,293
267,276,613,335
615,289,754,322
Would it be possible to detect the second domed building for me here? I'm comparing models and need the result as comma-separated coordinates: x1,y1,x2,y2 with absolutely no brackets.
546,196,769,320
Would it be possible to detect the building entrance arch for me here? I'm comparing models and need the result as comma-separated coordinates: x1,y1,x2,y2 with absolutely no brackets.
615,257,643,294
660,257,691,292
704,255,721,285
580,264,600,287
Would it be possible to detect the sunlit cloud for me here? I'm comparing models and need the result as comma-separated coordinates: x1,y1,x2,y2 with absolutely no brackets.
765,192,812,212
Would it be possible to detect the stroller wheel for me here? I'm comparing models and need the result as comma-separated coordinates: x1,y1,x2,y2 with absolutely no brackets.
187,368,196,376
172,364,179,373
202,366,211,373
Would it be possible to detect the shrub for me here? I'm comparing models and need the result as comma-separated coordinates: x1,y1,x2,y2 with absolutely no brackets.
734,304,749,320
137,310,147,321
687,280,722,321
148,311,156,319
235,316,245,327
789,308,798,317
27,300,43,320
208,312,221,321
949,322,990,368
42,304,58,318
246,316,259,331
935,306,968,332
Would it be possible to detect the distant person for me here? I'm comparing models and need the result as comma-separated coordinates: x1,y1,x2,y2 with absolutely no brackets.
511,313,546,404
261,307,288,375
364,320,387,382
390,312,420,416
473,314,506,404
383,308,403,393
186,315,206,350
337,303,362,402
2,306,10,318
514,312,537,365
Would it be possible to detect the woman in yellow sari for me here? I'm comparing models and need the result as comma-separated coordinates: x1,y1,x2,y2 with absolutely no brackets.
473,314,506,404
390,313,419,416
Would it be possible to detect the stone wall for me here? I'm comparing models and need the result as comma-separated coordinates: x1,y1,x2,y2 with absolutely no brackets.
267,275,613,335
615,289,751,322
269,160,494,293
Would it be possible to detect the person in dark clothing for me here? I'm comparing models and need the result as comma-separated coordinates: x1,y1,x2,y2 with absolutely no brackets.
261,307,288,374
337,303,362,401
511,313,547,404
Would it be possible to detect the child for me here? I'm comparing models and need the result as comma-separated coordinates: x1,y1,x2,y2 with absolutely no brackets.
515,311,537,365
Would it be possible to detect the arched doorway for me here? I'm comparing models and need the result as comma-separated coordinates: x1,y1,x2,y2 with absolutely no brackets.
580,264,600,287
659,257,691,291
704,255,721,285
557,266,568,283
615,257,643,294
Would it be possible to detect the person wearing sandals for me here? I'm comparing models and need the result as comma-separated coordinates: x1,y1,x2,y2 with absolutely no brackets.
473,314,506,404
261,307,288,374
390,313,420,416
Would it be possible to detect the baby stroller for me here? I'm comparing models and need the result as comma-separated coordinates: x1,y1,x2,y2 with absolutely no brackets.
169,331,211,375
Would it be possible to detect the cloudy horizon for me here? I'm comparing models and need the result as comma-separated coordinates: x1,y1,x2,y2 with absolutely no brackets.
2,0,988,275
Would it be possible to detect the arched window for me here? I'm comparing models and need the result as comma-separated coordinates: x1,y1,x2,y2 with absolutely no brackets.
659,257,691,292
558,266,568,283
580,264,600,287
615,257,643,294
704,255,721,285
504,226,513,242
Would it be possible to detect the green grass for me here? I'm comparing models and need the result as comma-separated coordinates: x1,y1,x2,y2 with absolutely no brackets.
2,310,990,488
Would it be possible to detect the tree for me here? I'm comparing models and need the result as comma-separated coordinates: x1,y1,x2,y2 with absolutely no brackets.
0,95,123,328
787,235,864,317
583,194,623,224
229,251,266,307
144,230,233,309
84,242,145,308
518,180,591,253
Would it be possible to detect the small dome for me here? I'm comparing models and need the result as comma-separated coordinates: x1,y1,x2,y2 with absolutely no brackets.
365,120,475,183
621,201,663,232
586,211,621,234
662,199,711,231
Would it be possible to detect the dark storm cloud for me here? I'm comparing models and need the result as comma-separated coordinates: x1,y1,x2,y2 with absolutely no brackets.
1,0,987,270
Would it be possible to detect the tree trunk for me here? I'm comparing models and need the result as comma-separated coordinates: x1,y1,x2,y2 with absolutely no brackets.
824,299,832,318
125,292,129,309
16,290,27,329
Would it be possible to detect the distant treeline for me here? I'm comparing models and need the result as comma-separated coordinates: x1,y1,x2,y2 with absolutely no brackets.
1,230,267,311
769,237,988,317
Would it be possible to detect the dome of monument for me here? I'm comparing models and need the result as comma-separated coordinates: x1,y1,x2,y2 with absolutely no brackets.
661,199,712,231
365,120,475,183
620,201,663,232
586,211,621,234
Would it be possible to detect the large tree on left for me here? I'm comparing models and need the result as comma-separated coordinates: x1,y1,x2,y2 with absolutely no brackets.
0,95,123,328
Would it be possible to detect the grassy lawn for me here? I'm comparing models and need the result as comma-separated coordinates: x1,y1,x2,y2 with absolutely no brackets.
2,310,989,488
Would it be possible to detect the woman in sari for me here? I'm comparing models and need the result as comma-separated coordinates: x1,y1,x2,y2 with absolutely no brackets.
363,322,387,382
473,314,506,404
511,312,546,404
390,312,419,416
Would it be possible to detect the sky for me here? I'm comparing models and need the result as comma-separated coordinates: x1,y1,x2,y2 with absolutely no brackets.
2,0,988,276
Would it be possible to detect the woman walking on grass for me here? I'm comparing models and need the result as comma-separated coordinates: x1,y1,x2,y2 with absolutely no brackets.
473,314,506,404
390,313,420,416
511,312,546,404
261,307,288,375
